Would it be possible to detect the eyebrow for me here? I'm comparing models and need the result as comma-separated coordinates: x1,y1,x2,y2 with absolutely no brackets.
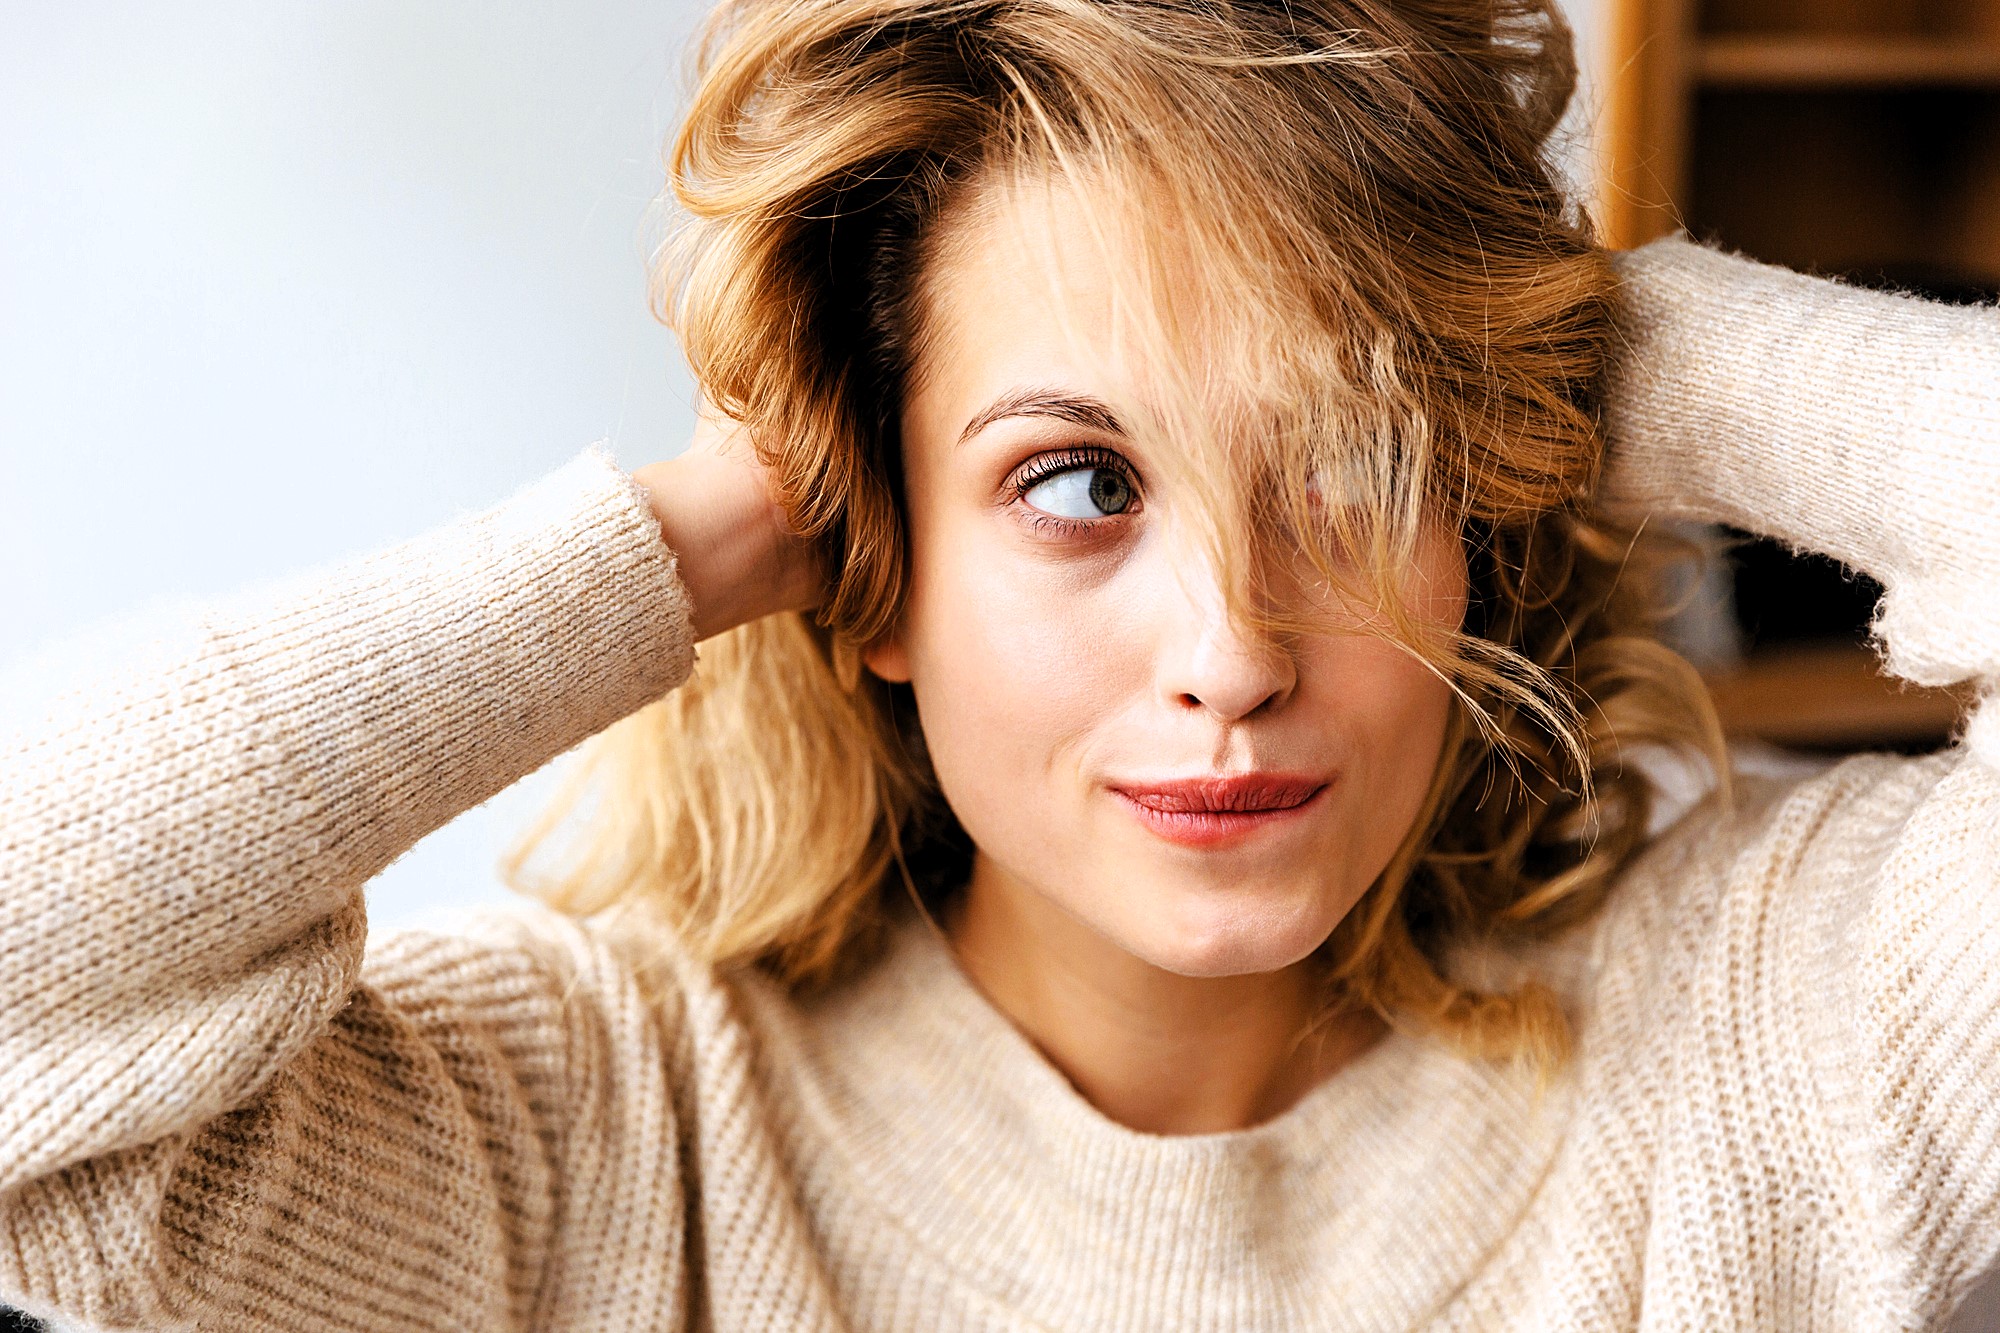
955,389,1125,447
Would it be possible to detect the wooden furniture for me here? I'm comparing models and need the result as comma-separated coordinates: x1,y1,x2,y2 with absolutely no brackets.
1599,0,1992,750
1603,0,2000,267
1703,642,1976,750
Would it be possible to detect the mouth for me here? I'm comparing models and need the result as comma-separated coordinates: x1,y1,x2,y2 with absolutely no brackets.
1108,773,1330,849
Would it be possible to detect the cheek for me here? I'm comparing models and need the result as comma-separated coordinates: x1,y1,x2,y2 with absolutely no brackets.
1318,518,1469,634
1330,532,1463,830
1320,639,1453,787
1282,633,1455,933
897,523,1139,839
1335,543,1463,850
1417,523,1471,629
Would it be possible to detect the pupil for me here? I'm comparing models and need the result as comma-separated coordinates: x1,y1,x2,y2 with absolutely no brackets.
1088,469,1130,514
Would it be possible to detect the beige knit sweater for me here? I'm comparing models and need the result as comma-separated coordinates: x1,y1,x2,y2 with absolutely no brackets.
4,235,2000,1332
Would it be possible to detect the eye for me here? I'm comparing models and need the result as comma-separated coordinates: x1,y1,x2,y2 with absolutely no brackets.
1024,467,1133,518
1017,449,1137,520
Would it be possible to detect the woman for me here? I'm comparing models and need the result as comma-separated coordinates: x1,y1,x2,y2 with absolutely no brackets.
4,0,1998,1328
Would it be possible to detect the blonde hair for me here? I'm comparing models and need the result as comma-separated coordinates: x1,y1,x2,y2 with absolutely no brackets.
509,0,1730,1081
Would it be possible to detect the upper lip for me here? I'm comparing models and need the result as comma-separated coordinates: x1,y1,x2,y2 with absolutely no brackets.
1110,774,1328,813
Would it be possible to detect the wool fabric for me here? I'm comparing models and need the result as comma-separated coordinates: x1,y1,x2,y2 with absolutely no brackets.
4,235,2000,1331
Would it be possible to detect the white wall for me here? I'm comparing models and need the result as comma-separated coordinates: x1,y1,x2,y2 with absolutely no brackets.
1,0,1610,932
1,2,711,929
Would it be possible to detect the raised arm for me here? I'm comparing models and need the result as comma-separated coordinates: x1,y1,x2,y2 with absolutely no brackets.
1600,237,2000,1321
0,441,805,1330
1602,234,2000,757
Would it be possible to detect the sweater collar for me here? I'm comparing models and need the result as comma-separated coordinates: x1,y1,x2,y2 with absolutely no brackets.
766,914,1587,1330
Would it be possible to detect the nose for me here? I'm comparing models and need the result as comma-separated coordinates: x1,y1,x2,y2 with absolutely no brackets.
1155,545,1298,723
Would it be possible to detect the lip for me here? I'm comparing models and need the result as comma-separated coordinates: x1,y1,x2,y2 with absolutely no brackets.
1109,773,1331,848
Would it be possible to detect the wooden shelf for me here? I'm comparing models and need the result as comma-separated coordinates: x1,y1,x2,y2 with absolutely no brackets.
1698,36,2000,87
1703,643,1971,749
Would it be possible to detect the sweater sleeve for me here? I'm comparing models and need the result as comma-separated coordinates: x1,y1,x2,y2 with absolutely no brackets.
1603,238,2000,1317
0,448,697,1330
1602,235,2000,746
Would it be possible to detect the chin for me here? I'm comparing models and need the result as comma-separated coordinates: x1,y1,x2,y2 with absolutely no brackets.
1124,885,1341,978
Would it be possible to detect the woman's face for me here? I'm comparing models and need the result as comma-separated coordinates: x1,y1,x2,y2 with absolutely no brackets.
863,179,1467,979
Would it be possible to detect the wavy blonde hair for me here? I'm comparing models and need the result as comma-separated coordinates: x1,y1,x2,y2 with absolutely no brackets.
509,0,1730,1081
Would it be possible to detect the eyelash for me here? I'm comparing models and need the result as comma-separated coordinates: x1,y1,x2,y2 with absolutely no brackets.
1009,445,1141,537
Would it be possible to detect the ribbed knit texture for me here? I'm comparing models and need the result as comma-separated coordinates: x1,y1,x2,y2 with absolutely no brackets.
2,236,1999,1331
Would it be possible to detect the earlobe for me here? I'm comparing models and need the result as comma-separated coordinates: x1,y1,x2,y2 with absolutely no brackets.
862,637,913,683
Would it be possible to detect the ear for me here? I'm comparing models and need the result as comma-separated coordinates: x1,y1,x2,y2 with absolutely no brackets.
862,635,913,683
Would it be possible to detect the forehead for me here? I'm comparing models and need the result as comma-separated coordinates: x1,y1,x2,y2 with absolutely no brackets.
901,174,1125,444
900,165,1287,463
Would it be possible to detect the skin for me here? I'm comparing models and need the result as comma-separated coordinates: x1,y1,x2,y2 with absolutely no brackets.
637,175,1468,1136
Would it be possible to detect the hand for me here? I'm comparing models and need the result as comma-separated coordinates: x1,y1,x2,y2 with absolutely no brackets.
632,405,823,642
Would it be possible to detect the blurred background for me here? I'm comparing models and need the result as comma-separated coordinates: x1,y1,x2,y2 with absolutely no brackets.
1,1,1996,1325
1,1,709,934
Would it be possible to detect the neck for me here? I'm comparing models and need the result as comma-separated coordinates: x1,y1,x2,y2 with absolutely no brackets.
946,852,1387,1136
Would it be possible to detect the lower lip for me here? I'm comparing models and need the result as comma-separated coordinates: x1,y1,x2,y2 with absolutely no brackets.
1111,785,1328,848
